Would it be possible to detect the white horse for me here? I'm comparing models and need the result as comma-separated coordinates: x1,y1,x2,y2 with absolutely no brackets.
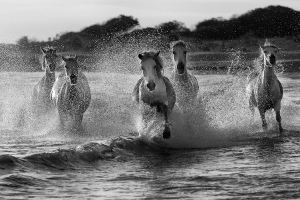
51,55,91,131
170,41,199,107
32,47,60,114
132,51,176,139
246,40,283,134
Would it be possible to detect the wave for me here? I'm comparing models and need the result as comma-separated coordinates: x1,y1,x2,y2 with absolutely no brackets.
0,136,161,171
1,128,299,173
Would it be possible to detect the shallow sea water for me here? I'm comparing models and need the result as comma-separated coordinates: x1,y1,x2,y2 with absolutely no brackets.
0,71,300,199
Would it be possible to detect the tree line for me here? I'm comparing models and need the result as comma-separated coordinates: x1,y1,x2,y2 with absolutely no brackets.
15,5,300,53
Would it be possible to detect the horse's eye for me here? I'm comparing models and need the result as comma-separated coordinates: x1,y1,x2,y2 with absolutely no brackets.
264,51,267,53
172,51,175,55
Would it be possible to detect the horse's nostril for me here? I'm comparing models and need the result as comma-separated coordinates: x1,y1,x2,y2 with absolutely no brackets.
177,63,185,74
49,64,55,70
147,82,156,91
270,55,276,64
70,74,77,84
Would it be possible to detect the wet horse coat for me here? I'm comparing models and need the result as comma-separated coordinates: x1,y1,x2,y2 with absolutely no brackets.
132,51,176,139
246,41,283,133
51,56,91,130
170,41,199,107
32,47,59,114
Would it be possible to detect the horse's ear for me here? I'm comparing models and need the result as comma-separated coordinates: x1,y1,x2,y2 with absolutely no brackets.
264,38,268,44
155,51,160,57
41,47,46,54
138,54,143,60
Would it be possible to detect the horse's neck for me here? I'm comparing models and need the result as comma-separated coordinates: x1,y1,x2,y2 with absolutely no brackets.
174,69,188,82
141,77,166,91
43,69,55,86
42,58,55,85
140,78,167,104
261,64,276,89
62,83,82,102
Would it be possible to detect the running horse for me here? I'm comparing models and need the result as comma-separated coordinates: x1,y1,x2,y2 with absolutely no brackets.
32,46,60,114
170,41,199,107
51,55,91,131
132,51,176,139
246,40,283,134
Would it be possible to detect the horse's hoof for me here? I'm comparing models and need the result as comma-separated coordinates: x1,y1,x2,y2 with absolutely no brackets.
163,127,171,139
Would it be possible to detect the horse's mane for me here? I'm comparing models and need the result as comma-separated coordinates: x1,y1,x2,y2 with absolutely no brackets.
140,51,164,76
252,48,264,73
262,40,278,49
171,40,187,50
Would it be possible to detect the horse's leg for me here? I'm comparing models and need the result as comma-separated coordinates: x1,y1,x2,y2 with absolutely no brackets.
249,101,255,117
274,101,283,134
157,103,171,139
248,102,255,125
58,110,66,131
258,108,267,132
74,113,84,133
248,91,255,124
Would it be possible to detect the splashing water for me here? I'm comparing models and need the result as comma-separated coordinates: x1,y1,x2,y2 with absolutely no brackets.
134,73,300,149
1,35,300,199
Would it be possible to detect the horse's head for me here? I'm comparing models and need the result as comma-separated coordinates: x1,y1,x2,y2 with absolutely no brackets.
261,40,279,67
172,41,187,75
138,51,163,92
41,46,59,73
62,56,80,85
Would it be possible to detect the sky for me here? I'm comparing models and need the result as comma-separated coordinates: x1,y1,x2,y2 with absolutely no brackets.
0,0,299,44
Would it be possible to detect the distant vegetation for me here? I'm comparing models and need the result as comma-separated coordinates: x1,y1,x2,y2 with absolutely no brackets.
1,5,300,72
193,5,300,39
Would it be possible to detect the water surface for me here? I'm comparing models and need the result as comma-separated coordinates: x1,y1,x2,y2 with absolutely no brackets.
0,72,300,199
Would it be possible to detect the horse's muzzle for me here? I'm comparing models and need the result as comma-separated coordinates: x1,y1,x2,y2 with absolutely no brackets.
177,62,185,74
269,54,276,65
147,81,156,91
70,74,77,85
